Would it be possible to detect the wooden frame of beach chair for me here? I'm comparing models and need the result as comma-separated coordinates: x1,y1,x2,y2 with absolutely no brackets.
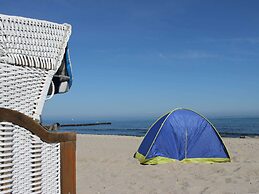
0,14,76,193
0,108,76,194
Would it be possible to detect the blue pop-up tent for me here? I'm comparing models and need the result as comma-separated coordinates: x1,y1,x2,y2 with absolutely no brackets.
134,108,230,164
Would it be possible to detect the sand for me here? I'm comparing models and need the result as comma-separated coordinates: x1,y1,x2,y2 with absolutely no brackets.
76,135,259,194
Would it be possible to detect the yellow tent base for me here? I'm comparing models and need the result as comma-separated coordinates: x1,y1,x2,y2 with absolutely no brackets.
134,152,230,165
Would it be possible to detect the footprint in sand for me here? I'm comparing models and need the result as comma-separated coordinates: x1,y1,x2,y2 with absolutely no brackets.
225,177,232,183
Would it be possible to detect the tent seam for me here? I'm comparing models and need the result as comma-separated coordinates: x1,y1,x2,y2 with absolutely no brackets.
182,108,231,161
144,109,181,159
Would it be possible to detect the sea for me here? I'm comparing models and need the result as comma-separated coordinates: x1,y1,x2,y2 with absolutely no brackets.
43,117,259,137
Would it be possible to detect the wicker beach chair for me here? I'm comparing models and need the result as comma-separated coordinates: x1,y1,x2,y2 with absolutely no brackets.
0,14,76,193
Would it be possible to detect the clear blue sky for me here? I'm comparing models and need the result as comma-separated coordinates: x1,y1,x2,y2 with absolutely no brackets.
1,0,259,119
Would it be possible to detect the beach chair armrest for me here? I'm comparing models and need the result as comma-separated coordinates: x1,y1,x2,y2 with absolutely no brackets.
0,108,76,143
0,108,76,194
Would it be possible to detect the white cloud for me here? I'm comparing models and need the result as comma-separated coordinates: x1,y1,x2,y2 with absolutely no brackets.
160,50,219,60
202,37,259,44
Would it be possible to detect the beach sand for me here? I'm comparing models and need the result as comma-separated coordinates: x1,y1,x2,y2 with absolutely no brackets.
76,135,259,194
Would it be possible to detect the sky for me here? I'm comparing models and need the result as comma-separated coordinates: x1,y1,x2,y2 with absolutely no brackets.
1,0,259,120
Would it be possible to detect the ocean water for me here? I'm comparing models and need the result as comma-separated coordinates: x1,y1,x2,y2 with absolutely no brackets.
43,117,259,137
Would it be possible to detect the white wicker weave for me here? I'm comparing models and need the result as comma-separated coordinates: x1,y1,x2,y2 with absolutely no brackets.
0,14,71,120
0,14,72,194
0,14,71,71
0,122,61,194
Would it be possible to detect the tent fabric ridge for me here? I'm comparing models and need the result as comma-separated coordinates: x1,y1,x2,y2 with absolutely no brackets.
144,111,173,158
180,108,231,160
144,108,185,159
168,108,231,161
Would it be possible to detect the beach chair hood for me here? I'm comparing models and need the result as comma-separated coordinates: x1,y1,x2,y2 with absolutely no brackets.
134,108,231,164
